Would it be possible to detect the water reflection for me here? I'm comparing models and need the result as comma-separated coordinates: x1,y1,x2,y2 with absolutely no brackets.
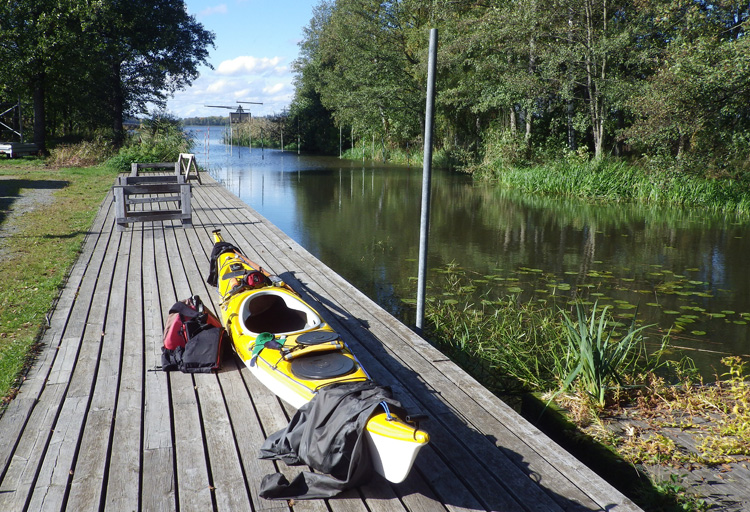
190,127,750,375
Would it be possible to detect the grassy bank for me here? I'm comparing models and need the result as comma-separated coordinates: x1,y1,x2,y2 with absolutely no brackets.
0,159,117,403
341,145,457,169
474,158,750,216
340,146,750,216
422,264,747,510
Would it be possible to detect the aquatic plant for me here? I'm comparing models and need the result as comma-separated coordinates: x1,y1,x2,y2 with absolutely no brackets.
559,302,650,407
475,158,750,216
423,265,569,393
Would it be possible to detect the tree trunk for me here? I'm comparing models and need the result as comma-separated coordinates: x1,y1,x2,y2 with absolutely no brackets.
525,111,532,142
567,7,577,152
584,0,606,160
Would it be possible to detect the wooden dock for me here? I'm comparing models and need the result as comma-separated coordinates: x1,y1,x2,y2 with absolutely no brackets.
0,172,641,511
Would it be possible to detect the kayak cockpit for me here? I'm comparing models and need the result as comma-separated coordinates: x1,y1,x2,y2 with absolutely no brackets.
239,289,322,336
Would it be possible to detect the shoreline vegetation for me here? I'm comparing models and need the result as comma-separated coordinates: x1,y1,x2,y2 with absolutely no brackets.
422,264,748,511
1,121,748,510
337,146,750,217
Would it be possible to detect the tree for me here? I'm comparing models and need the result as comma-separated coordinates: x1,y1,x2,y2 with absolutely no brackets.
0,0,85,152
0,0,214,149
287,0,750,174
85,0,214,143
309,0,430,148
290,1,340,153
625,1,750,171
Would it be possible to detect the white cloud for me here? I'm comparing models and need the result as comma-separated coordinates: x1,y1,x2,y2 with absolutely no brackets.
205,79,231,93
217,56,283,76
263,82,286,95
165,55,295,118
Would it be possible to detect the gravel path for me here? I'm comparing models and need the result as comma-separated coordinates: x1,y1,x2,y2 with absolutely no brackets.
0,176,57,262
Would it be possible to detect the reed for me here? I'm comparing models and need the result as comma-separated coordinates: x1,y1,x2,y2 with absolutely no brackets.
475,159,750,216
426,297,569,393
422,265,660,403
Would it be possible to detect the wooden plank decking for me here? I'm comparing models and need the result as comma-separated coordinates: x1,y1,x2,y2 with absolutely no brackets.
0,172,642,511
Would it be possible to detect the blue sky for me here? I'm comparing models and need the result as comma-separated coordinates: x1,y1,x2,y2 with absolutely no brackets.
164,0,318,119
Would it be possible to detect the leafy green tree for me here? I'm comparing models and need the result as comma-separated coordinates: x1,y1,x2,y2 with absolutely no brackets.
0,0,214,149
311,0,431,148
83,0,214,143
288,0,749,175
625,1,750,172
0,0,85,152
289,1,339,153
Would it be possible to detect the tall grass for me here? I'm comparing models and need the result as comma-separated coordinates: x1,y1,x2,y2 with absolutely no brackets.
423,265,569,394
426,296,569,393
423,265,662,403
474,159,750,216
47,135,116,167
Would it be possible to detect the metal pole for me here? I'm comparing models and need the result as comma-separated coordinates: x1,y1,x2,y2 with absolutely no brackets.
416,28,438,333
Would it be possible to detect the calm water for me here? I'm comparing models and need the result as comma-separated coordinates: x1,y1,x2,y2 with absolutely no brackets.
188,127,750,376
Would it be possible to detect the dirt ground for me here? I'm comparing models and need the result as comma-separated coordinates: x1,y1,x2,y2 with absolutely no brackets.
599,402,750,511
0,175,57,261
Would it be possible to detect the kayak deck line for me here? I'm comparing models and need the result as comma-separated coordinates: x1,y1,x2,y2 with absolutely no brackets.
0,171,643,511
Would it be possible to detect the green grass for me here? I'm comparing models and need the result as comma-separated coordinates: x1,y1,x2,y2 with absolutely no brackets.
474,159,750,216
422,264,571,394
0,161,117,404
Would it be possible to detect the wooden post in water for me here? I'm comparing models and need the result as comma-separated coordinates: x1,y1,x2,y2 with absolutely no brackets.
416,28,438,333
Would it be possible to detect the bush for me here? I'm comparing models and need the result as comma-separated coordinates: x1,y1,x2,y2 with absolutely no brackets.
104,115,192,172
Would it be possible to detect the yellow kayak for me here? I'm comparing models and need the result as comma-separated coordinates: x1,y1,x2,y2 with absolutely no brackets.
210,229,428,483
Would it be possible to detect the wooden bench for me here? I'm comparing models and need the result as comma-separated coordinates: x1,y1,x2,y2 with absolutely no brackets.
130,155,201,183
113,174,192,231
129,162,179,176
